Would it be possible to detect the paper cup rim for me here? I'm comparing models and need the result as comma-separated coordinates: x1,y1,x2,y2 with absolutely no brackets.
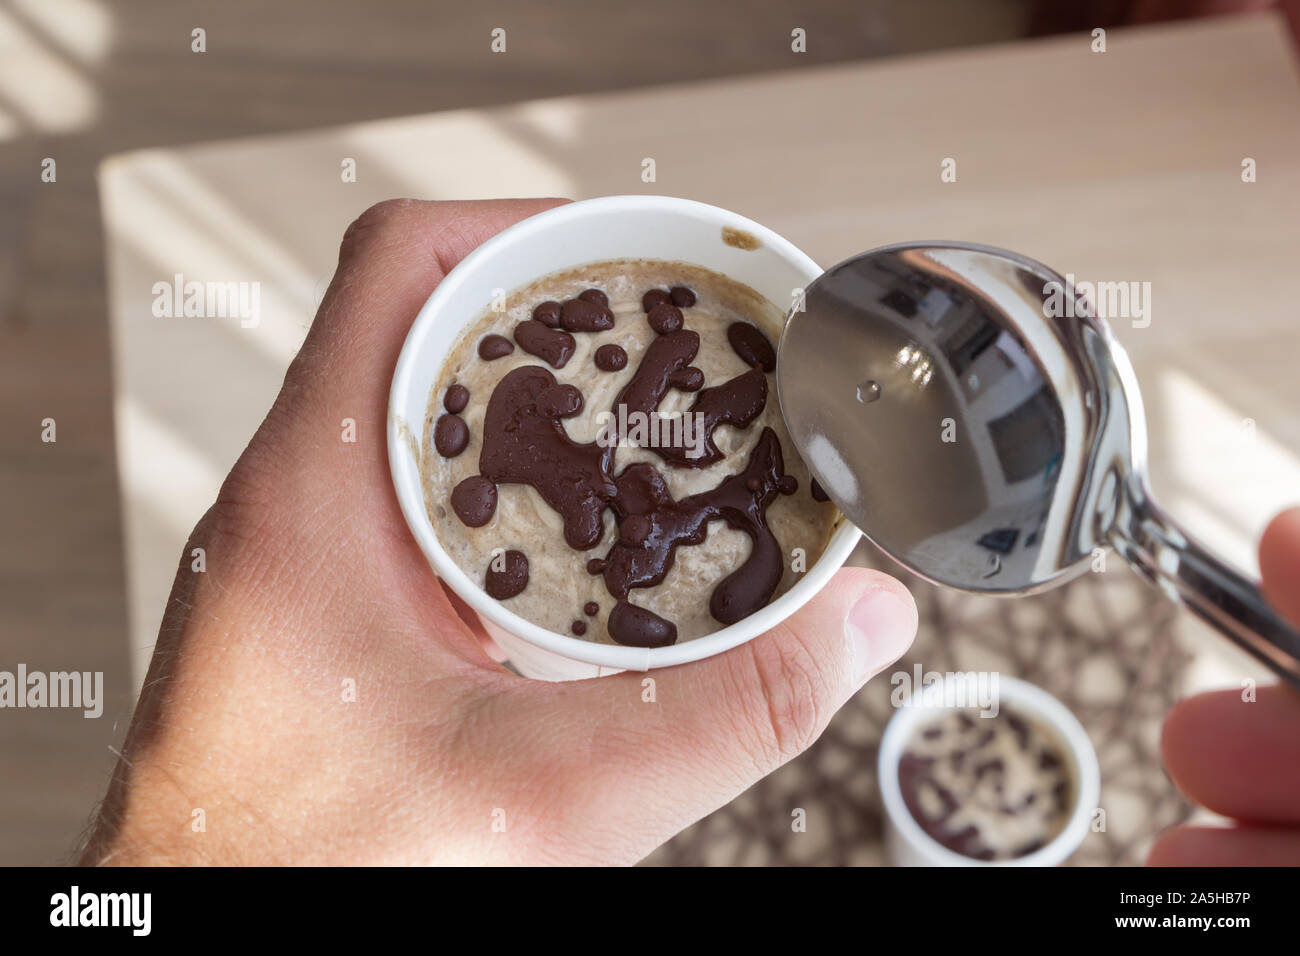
876,674,1101,866
388,195,861,672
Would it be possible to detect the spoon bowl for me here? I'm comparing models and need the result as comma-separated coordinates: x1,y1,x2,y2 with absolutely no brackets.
778,242,1300,686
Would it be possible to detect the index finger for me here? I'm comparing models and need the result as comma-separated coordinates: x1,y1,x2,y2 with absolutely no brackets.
1259,506,1300,628
293,198,570,422
1157,507,1300,825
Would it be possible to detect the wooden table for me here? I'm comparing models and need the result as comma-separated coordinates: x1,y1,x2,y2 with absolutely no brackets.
101,12,1300,862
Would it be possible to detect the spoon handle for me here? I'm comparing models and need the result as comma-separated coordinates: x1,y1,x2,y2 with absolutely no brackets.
1109,478,1300,689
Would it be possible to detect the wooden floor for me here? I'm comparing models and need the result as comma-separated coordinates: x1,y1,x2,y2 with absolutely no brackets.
0,0,1043,864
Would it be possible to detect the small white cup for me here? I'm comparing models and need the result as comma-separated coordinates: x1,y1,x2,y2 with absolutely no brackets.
877,674,1101,866
388,195,861,681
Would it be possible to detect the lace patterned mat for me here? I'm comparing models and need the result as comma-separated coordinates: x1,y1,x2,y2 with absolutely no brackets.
644,540,1195,866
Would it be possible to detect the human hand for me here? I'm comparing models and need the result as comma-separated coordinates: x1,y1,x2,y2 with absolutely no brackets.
1149,508,1300,865
82,198,918,866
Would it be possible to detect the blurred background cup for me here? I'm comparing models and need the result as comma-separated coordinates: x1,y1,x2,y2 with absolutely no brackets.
387,195,862,680
877,673,1101,866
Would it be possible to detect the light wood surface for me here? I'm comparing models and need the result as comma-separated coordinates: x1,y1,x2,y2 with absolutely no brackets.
102,13,1300,701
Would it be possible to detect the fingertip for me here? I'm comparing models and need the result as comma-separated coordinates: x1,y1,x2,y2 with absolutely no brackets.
1158,689,1239,806
1158,685,1300,824
833,567,918,683
1259,506,1300,625
1157,690,1198,774
818,565,918,622
1147,826,1198,866
776,565,919,683
1148,824,1300,866
1260,505,1300,552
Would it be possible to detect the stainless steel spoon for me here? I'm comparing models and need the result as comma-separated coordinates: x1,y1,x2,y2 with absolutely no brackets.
776,241,1300,687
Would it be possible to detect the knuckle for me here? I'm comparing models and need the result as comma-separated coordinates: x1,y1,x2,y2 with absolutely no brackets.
207,462,275,549
734,626,834,766
339,198,421,255
207,423,293,550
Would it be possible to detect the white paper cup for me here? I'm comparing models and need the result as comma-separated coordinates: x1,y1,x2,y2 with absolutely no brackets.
388,195,861,681
877,674,1101,866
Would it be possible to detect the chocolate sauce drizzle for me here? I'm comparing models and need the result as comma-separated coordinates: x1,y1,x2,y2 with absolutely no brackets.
479,365,613,551
457,285,794,646
600,427,794,631
613,329,704,422
475,388,793,645
655,367,767,468
601,327,767,468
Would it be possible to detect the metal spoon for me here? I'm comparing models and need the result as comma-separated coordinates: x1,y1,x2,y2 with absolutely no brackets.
776,241,1300,687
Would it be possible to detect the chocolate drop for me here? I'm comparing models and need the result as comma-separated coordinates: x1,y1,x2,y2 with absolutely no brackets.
560,296,615,333
444,384,470,414
647,302,684,335
641,288,671,312
810,478,830,502
571,620,587,636
667,367,704,391
433,414,469,458
514,320,576,368
608,600,678,647
583,601,599,616
485,549,529,600
727,321,776,372
532,301,563,327
594,344,628,372
450,476,497,527
478,334,515,361
669,286,696,308
577,288,608,306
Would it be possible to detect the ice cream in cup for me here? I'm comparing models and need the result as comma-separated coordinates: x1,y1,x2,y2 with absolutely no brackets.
388,196,860,681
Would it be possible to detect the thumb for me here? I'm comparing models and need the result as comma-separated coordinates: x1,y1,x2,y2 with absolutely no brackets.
544,566,917,860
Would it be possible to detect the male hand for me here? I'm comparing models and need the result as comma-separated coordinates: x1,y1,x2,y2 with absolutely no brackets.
83,199,917,866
